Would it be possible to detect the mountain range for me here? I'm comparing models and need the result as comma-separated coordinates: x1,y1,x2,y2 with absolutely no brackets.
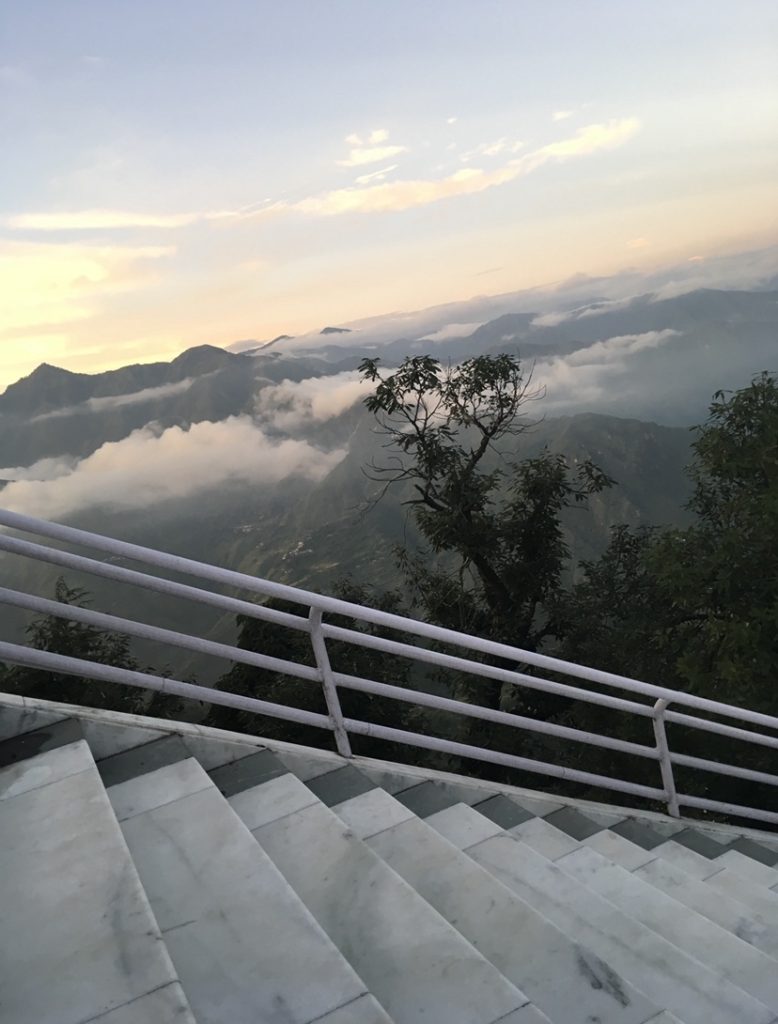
0,284,773,681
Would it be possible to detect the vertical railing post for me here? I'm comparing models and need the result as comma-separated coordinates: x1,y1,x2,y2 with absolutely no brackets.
308,606,352,759
653,697,679,817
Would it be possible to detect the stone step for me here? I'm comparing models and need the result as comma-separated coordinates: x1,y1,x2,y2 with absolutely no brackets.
330,785,658,1024
427,802,775,1024
223,759,546,1024
651,839,778,923
108,756,392,1024
633,855,778,960
712,848,778,887
555,845,778,1014
0,740,195,1024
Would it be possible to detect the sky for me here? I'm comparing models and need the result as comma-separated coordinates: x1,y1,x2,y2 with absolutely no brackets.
1,0,777,391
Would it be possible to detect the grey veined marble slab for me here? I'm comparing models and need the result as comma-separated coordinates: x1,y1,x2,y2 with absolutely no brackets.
469,832,775,1024
556,845,778,1014
112,756,384,1024
0,740,195,1024
332,786,657,1024
233,771,534,1024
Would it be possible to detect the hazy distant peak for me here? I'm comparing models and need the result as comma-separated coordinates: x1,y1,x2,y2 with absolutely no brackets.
320,326,351,335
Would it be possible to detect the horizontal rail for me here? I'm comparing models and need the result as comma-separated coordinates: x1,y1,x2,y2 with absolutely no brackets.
0,641,666,804
676,793,778,828
2,506,777,830
3,508,778,734
0,641,331,731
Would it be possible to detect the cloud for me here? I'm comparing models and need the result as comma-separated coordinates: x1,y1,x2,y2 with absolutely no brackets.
293,118,639,217
337,141,408,167
552,110,574,121
31,377,203,422
531,294,642,327
460,138,523,162
0,455,77,482
355,164,399,186
534,330,682,409
0,417,345,519
565,329,681,366
6,208,247,231
419,322,484,342
254,371,377,432
368,129,389,144
447,117,458,125
538,118,640,158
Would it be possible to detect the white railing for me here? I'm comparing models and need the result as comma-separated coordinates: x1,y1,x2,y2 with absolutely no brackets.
0,507,776,826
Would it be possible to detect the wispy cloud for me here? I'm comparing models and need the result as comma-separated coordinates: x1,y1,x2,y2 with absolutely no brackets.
6,208,243,231
294,118,640,217
354,164,399,185
337,129,408,168
31,377,204,422
552,109,574,122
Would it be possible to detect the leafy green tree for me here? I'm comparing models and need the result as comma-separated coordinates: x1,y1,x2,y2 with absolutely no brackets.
561,372,778,814
360,354,612,730
207,579,417,759
4,576,182,718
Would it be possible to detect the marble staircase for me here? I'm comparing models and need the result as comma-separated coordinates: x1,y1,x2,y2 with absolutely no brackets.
2,694,778,1024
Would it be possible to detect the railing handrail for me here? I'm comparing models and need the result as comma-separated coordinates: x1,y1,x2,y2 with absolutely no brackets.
2,508,777,732
1,507,777,828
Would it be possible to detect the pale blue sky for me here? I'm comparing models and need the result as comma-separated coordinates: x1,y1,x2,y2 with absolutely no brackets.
1,1,776,386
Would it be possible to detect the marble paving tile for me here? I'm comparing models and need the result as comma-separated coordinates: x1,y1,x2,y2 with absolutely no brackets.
367,813,654,1024
581,829,657,871
0,741,188,1024
714,848,778,887
705,866,778,925
229,770,319,831
557,845,778,1013
508,815,580,860
333,785,415,840
0,738,91,801
0,703,65,742
108,756,210,821
251,797,531,1024
89,982,194,1023
495,1007,554,1024
425,802,504,850
650,839,721,879
472,835,774,1024
634,855,778,959
81,720,163,761
120,769,369,1024
277,747,346,780
312,992,393,1024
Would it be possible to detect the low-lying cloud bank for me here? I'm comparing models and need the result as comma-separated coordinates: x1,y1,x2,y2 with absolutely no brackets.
31,376,202,421
1,416,344,520
534,329,682,408
255,370,378,432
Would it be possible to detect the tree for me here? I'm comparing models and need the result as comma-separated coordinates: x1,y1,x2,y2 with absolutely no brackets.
561,372,778,814
358,354,614,771
360,354,613,649
4,576,182,719
207,579,417,760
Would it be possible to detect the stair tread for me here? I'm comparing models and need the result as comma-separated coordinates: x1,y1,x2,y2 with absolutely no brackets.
431,802,773,1024
229,771,535,1024
556,844,778,1013
0,740,195,1024
332,786,658,1024
633,855,778,959
110,756,386,1024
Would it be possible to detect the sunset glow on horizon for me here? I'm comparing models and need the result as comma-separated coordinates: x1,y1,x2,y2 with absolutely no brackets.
1,0,776,389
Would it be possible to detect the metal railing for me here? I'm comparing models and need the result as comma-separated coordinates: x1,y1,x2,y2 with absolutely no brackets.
0,507,776,826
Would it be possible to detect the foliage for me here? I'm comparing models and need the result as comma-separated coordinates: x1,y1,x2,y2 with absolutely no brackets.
360,354,613,652
561,372,778,813
2,576,182,718
206,579,417,759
